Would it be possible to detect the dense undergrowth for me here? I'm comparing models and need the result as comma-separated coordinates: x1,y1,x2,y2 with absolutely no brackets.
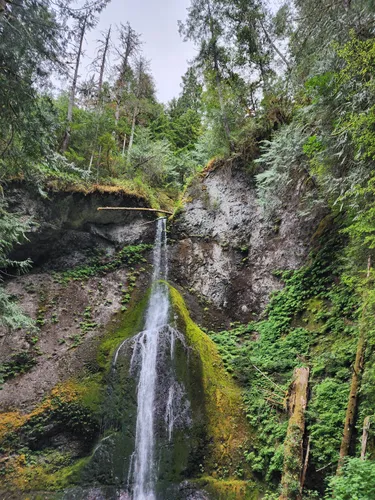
207,217,375,497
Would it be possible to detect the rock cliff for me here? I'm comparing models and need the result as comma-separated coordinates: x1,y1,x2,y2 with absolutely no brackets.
170,160,323,325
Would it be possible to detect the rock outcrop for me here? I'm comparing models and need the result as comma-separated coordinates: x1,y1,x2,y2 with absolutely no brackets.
6,182,156,269
170,161,323,324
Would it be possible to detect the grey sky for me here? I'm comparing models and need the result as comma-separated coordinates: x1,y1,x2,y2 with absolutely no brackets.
83,0,282,104
84,0,197,104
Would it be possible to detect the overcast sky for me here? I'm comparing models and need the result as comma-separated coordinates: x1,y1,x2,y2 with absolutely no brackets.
82,0,283,104
83,0,196,104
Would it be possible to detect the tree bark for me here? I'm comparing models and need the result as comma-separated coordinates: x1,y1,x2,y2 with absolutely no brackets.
97,207,173,215
122,134,127,156
279,366,310,500
337,257,371,472
360,416,371,460
300,437,311,493
61,15,87,153
127,105,137,161
97,26,111,101
337,330,366,471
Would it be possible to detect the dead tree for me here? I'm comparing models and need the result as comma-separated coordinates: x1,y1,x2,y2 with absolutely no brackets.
61,14,87,153
280,366,310,500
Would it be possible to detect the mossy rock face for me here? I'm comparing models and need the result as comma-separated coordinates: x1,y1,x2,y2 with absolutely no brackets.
169,286,253,481
0,285,256,498
83,285,206,493
79,285,256,498
195,477,260,500
0,381,99,492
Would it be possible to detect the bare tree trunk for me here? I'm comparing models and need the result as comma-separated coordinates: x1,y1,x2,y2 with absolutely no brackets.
115,101,120,127
280,366,310,500
301,437,311,493
97,207,173,215
122,134,127,156
337,257,371,472
88,153,94,173
97,26,111,101
61,15,87,153
127,105,137,161
360,416,371,460
259,17,291,72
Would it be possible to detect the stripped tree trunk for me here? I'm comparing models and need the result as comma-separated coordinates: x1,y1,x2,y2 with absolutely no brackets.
61,15,87,153
258,17,291,72
97,26,111,101
127,105,137,161
279,366,310,500
360,416,371,460
122,134,127,156
300,436,311,493
97,207,173,216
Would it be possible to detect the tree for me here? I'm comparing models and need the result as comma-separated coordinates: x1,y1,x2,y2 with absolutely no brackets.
220,0,276,84
0,0,64,171
60,0,110,153
127,56,155,160
179,0,233,149
95,26,112,102
114,22,142,127
171,67,203,117
60,13,88,153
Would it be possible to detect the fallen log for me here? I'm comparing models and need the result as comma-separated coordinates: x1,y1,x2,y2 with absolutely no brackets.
97,207,173,216
279,366,310,500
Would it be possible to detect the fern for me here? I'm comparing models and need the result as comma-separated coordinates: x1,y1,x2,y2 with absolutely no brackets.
0,199,35,329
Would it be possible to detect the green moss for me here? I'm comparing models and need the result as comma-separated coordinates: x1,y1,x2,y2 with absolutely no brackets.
169,285,252,479
195,476,260,499
97,290,150,370
5,455,91,491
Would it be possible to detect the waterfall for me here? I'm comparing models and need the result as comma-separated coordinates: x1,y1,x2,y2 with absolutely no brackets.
130,218,169,500
63,217,200,500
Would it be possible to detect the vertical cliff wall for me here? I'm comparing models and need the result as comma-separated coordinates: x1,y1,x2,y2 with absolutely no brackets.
170,160,323,325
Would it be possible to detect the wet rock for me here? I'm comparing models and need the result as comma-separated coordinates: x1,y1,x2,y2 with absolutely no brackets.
170,162,324,324
5,182,156,269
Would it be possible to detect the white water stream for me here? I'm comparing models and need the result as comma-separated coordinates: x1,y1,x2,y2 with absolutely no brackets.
130,218,169,500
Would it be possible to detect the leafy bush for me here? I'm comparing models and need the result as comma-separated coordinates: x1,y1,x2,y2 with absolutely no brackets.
325,458,375,500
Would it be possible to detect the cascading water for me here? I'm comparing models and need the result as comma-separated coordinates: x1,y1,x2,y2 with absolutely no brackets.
129,217,169,500
82,217,195,500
